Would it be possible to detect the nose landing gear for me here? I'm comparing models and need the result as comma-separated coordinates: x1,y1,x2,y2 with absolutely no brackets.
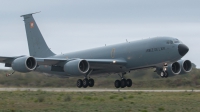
160,64,169,78
160,71,168,78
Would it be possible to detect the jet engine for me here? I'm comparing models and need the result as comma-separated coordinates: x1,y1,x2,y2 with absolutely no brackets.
167,62,181,75
157,60,192,77
12,56,37,72
178,60,192,74
64,59,90,76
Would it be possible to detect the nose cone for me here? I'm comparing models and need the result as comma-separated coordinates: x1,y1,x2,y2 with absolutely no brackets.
178,44,189,56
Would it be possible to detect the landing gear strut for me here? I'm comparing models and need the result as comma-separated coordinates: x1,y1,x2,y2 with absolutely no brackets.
114,72,132,88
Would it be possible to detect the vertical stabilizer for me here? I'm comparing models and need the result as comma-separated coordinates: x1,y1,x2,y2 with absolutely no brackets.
21,12,55,58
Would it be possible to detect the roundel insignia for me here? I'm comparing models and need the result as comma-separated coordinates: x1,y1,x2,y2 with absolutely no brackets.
30,22,34,28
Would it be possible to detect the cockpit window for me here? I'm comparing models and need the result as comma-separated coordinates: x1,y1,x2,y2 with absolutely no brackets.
166,40,173,44
174,39,180,43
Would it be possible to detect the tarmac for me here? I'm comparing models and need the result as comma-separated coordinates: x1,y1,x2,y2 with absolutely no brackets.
0,88,198,92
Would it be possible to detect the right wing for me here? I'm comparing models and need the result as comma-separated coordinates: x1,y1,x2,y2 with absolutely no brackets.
0,55,127,71
36,58,127,68
86,58,127,69
0,55,25,67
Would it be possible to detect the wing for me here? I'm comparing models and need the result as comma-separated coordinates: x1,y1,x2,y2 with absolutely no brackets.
0,55,25,67
36,58,67,65
0,55,127,70
36,58,127,68
86,59,127,69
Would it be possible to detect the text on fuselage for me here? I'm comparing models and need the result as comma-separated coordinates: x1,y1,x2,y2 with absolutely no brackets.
146,47,165,52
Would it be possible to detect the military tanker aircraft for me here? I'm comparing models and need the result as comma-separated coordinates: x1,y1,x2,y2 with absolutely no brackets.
0,12,192,88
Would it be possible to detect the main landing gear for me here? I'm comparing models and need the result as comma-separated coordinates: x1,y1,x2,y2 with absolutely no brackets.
77,78,94,88
114,72,132,88
77,70,94,88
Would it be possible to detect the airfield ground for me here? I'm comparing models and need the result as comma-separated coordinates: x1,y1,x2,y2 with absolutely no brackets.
0,89,199,112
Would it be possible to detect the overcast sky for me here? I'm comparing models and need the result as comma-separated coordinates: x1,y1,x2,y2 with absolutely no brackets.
0,0,200,69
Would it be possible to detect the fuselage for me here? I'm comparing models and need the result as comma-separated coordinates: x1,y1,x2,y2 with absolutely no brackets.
36,37,186,77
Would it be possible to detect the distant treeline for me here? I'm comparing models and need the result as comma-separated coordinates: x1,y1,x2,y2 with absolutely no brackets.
0,68,199,88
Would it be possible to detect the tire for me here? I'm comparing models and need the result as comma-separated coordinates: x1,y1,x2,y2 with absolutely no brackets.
121,79,127,88
115,80,121,88
77,79,83,88
164,71,168,78
83,78,89,88
160,71,165,78
126,79,132,87
88,78,94,87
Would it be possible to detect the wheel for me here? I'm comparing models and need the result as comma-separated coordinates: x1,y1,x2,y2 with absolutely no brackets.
88,78,94,87
83,78,89,88
126,79,132,87
115,80,121,88
121,79,127,88
77,79,83,88
160,71,165,78
164,71,168,78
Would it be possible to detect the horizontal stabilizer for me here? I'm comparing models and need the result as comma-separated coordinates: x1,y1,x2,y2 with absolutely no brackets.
20,11,41,17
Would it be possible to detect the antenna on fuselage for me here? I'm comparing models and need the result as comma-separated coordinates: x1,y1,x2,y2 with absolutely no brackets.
126,39,128,42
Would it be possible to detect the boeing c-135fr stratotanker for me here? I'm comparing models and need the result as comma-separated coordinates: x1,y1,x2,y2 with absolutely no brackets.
1,12,192,88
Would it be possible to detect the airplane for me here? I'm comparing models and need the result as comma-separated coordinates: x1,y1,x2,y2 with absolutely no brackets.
1,12,192,88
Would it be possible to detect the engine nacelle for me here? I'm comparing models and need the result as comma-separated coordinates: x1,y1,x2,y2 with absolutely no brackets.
12,56,37,72
178,60,192,74
64,59,90,76
157,60,192,77
167,62,181,75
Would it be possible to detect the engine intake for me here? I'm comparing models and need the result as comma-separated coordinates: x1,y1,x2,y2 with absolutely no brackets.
159,60,192,76
64,59,90,76
79,60,89,73
165,62,181,76
170,62,181,74
179,60,192,73
12,56,37,72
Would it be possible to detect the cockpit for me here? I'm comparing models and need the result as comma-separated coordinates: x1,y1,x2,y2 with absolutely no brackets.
166,38,182,44
173,39,181,44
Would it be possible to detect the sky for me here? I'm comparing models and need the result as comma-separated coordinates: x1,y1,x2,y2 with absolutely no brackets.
0,0,200,69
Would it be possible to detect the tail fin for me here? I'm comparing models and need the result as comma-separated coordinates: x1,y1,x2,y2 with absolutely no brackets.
21,12,55,58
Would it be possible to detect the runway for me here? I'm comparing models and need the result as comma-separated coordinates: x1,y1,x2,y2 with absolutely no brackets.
0,88,199,92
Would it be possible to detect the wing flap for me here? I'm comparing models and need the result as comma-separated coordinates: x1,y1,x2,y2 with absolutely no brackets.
36,58,67,65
